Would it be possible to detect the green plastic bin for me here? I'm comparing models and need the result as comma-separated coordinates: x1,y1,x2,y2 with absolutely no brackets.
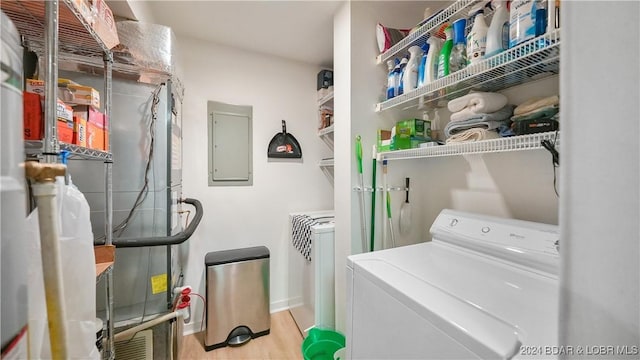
301,328,346,360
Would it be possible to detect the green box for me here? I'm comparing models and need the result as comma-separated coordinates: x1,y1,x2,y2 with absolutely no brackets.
392,119,431,150
377,129,392,152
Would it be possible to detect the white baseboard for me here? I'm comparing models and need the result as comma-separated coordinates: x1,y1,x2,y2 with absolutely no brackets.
181,298,293,336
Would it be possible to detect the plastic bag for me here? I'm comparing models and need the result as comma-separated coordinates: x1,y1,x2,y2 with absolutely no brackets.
26,177,100,359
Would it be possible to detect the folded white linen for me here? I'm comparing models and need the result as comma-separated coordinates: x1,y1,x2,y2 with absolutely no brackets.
449,104,515,123
447,92,508,114
444,119,503,138
445,128,500,144
513,95,559,116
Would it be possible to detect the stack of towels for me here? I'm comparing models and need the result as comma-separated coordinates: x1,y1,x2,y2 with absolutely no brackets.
509,95,559,135
445,92,514,143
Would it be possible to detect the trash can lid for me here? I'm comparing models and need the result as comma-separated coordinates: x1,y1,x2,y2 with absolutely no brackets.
205,246,270,266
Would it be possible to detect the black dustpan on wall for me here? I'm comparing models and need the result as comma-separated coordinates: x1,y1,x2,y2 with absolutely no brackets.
268,120,302,158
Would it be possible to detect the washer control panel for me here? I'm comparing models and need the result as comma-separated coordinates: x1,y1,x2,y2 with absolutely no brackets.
431,209,560,274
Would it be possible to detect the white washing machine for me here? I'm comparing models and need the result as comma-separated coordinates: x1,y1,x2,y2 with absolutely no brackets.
346,209,560,359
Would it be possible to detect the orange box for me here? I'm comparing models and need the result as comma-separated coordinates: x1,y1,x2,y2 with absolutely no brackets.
23,91,42,140
57,118,74,144
73,115,87,147
23,92,74,143
75,105,105,150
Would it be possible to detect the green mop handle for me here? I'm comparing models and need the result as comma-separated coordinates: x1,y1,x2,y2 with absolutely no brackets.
356,136,363,174
370,146,377,252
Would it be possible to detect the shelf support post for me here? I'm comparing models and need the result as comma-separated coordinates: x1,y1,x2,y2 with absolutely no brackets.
44,0,59,164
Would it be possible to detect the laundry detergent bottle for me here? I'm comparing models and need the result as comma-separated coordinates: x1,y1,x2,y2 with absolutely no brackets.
437,25,453,79
485,0,510,58
467,2,489,64
403,46,422,92
417,43,430,88
449,18,467,73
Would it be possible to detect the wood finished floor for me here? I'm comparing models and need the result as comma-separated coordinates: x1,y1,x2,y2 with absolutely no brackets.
180,311,303,359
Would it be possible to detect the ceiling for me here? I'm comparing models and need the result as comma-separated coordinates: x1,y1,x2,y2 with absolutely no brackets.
137,1,342,68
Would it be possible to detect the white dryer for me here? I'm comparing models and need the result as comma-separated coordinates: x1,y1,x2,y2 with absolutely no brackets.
346,209,560,359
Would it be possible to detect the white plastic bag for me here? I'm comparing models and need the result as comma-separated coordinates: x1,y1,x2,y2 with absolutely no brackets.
26,177,100,359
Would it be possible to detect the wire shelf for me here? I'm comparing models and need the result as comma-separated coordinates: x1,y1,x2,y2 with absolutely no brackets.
319,158,335,167
25,140,113,161
378,131,559,161
377,29,561,112
318,124,335,137
318,91,334,107
376,0,480,65
1,0,111,58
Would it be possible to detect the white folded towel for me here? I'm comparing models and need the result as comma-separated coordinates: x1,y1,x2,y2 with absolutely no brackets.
447,92,508,114
445,128,500,144
449,104,515,123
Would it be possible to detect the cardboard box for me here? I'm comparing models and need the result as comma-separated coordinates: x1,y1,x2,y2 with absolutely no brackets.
71,0,96,25
60,83,100,109
23,92,74,143
75,105,105,150
392,119,432,150
103,114,109,151
92,0,120,49
23,91,42,140
57,117,74,144
377,129,392,153
73,116,87,147
26,79,45,96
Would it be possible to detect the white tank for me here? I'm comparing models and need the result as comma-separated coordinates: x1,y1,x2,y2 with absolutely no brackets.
0,10,29,358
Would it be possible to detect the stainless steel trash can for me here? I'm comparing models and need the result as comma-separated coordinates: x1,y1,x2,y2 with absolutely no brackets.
204,246,270,351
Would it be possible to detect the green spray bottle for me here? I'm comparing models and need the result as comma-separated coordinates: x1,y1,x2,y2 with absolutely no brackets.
437,25,454,79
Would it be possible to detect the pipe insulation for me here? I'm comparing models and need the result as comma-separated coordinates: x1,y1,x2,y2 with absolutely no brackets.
112,198,203,248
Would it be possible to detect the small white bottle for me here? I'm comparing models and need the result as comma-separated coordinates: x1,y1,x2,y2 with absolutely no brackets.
403,46,422,92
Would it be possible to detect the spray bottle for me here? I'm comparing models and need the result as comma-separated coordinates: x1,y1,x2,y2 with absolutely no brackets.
417,43,430,88
403,46,422,92
397,56,409,95
467,1,490,64
386,60,396,99
437,25,453,79
425,36,441,84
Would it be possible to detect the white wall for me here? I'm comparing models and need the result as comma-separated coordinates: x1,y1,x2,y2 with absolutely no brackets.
175,35,334,334
334,0,435,333
559,1,639,353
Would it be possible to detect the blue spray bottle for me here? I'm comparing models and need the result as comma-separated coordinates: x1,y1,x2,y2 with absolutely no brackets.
391,58,401,98
397,55,409,95
417,43,430,88
386,60,396,99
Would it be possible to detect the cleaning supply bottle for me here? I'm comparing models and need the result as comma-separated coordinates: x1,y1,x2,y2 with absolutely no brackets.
386,59,396,99
437,25,453,79
417,43,430,88
425,36,441,84
466,2,489,64
392,58,402,97
449,18,467,73
397,56,409,95
403,46,422,92
485,0,510,58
